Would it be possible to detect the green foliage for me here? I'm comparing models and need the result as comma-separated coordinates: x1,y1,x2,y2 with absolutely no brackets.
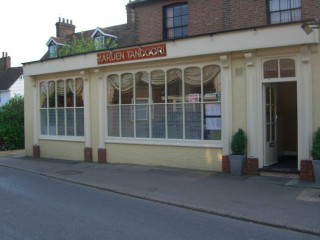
0,95,24,150
56,32,118,57
231,128,247,155
311,128,320,160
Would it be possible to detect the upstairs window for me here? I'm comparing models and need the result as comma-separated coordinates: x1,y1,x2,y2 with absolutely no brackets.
164,3,188,40
94,32,105,50
49,43,57,58
268,0,301,24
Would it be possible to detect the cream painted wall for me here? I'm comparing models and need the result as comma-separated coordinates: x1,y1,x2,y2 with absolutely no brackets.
39,140,84,160
231,59,247,134
106,143,222,171
312,51,320,132
24,76,34,157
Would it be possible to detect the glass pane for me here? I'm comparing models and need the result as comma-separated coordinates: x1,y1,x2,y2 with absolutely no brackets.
280,58,295,77
266,105,270,123
151,104,165,138
281,10,291,22
167,18,173,28
174,5,182,16
264,59,278,79
75,78,84,107
271,106,276,123
291,9,301,21
40,82,47,108
76,108,84,136
40,109,48,135
48,81,55,108
135,71,149,101
66,79,74,107
272,123,276,141
121,73,133,104
181,4,188,15
107,106,120,137
136,104,149,138
266,87,270,104
167,29,174,39
174,27,182,38
291,0,301,8
183,26,188,37
204,104,221,140
269,0,279,11
151,70,165,103
185,103,201,140
182,15,188,25
270,12,280,24
185,67,201,102
49,109,56,135
266,124,270,142
174,16,182,26
57,109,65,136
121,105,134,137
66,109,74,136
167,68,182,102
203,65,221,102
280,0,290,10
57,80,65,107
166,7,173,18
107,75,120,105
167,104,183,139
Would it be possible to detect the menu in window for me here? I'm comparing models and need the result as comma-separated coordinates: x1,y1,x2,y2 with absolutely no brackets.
206,118,221,130
205,103,221,116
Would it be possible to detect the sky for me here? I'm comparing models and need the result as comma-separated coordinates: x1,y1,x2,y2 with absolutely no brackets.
1,0,129,67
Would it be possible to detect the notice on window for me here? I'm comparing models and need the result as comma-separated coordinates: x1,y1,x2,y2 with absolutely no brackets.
205,103,221,116
206,118,221,130
188,94,200,102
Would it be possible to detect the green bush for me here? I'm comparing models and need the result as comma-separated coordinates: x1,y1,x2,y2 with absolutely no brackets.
231,128,247,155
0,95,24,150
311,128,320,160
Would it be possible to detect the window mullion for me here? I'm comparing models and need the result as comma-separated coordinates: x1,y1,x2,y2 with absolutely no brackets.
46,84,49,135
165,71,168,139
55,82,58,136
119,75,122,137
149,72,152,139
201,68,204,140
64,80,67,136
133,75,136,138
182,69,185,140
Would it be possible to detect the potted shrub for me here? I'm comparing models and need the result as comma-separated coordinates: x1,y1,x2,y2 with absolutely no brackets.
229,128,247,175
311,128,320,184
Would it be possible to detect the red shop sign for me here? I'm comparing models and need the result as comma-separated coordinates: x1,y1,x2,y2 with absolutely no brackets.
97,43,167,65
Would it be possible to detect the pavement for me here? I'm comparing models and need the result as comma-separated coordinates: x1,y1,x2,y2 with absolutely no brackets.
0,149,320,236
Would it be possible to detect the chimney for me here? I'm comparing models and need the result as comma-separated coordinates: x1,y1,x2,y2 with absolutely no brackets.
0,52,11,71
56,18,76,38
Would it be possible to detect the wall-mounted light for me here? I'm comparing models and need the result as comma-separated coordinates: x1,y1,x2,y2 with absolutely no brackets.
301,19,320,35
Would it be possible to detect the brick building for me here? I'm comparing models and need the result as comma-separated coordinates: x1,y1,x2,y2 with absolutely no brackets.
23,0,320,180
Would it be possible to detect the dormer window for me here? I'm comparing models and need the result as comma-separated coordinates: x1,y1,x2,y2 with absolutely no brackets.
91,28,118,51
94,33,105,50
49,43,57,58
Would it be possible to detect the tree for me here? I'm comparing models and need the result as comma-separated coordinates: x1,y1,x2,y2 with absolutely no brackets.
57,33,118,57
0,95,24,150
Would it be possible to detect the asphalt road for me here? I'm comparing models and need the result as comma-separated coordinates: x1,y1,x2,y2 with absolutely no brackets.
0,166,318,240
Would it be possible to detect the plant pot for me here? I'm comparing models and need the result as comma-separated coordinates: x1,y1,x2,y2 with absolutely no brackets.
312,160,320,185
229,155,246,175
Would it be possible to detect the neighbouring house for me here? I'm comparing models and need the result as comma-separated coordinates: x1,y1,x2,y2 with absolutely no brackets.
0,52,23,107
23,0,320,180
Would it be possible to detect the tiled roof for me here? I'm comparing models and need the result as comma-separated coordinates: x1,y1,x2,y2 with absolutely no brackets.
0,67,23,90
127,0,159,7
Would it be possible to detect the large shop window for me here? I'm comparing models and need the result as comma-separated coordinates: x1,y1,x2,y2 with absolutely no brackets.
106,65,221,141
40,78,84,137
164,3,188,39
268,0,301,24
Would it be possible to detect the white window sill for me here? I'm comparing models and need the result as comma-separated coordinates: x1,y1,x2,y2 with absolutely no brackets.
39,135,85,142
105,137,222,148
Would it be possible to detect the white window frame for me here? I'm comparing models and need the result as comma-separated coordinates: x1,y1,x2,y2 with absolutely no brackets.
105,63,223,148
39,77,85,141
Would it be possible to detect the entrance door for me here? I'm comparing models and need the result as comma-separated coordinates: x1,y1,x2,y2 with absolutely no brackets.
264,84,278,166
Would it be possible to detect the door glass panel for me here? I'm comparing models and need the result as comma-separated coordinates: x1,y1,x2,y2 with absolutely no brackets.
263,60,278,79
280,58,295,78
266,124,270,142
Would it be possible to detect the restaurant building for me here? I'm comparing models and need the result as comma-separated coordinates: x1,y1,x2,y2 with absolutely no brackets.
23,0,320,179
